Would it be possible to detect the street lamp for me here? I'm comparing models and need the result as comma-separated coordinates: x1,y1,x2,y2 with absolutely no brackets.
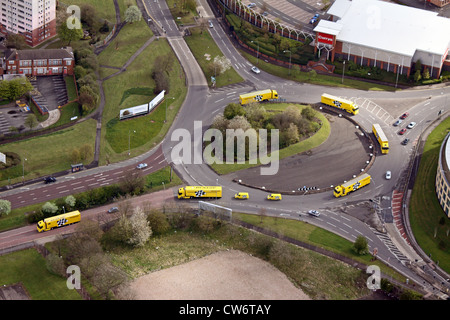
342,60,346,84
251,40,259,64
128,130,136,156
283,50,292,75
22,157,27,185
165,97,175,123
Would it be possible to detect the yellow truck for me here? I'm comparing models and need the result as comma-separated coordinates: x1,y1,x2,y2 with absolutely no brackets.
239,89,279,105
37,210,81,232
178,186,222,199
333,173,371,198
321,93,359,115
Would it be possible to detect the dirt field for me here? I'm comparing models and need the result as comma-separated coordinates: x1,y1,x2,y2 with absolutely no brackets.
130,250,310,300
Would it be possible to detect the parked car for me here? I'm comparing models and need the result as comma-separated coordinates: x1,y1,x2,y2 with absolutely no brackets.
307,209,320,217
247,3,256,8
310,13,319,24
136,163,148,169
401,138,410,145
44,176,56,184
234,192,249,200
108,207,119,213
385,170,391,180
251,66,260,74
407,122,416,129
262,11,268,16
208,20,213,28
267,193,282,201
400,112,409,119
393,119,402,126
398,128,407,135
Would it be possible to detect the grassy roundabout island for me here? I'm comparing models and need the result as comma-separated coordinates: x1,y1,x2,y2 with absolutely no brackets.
205,102,330,175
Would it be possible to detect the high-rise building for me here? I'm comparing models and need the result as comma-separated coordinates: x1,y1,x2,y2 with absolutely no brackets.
0,0,56,47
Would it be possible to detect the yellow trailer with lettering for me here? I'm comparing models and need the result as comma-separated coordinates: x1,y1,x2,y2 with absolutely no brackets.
333,174,371,198
321,93,359,115
239,89,279,105
37,210,81,232
178,186,222,199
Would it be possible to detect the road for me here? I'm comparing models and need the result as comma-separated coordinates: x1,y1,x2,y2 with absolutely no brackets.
0,0,449,298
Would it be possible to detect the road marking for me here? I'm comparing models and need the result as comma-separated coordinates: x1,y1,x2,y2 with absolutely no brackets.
215,98,224,103
58,190,69,194
339,227,349,234
327,221,336,228
355,229,363,235
343,222,352,229
329,216,341,223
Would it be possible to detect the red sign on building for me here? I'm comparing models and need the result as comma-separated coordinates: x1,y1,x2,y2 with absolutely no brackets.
317,32,334,45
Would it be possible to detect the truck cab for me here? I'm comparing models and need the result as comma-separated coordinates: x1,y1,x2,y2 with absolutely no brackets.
178,187,186,199
37,220,46,233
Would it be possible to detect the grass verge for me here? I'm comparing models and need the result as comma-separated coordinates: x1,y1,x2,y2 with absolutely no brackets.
409,116,450,273
185,27,244,88
0,248,82,300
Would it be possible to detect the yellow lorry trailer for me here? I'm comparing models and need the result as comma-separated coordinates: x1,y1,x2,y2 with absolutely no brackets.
37,210,81,232
321,93,359,115
178,186,223,199
333,174,371,198
239,89,279,105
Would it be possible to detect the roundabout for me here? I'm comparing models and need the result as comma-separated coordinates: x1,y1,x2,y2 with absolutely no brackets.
225,108,374,194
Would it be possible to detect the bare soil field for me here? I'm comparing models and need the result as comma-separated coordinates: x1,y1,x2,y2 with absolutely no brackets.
130,249,310,300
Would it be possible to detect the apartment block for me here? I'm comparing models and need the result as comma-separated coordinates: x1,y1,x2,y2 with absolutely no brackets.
0,0,56,47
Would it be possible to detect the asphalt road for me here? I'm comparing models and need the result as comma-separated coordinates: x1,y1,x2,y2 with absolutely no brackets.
0,0,449,297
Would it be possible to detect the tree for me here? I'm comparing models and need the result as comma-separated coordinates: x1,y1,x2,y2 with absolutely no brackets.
283,123,299,146
24,114,38,129
224,103,245,120
5,34,27,49
42,202,59,215
422,67,430,80
353,235,368,255
45,253,66,277
80,4,97,28
244,103,266,128
124,6,142,23
127,207,152,247
301,106,317,121
79,85,99,112
65,195,76,209
147,209,170,235
58,17,83,45
414,70,422,82
0,199,11,217
211,114,229,134
0,78,34,101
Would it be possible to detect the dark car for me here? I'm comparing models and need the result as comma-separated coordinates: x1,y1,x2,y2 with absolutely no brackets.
398,128,407,135
44,177,56,184
400,112,409,119
401,138,410,145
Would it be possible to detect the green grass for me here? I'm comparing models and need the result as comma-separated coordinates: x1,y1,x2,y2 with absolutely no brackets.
166,0,198,25
97,18,153,71
241,51,398,92
232,212,406,283
185,27,244,88
208,103,330,175
409,116,450,273
0,249,82,300
0,119,97,185
100,37,186,165
145,165,183,191
64,75,78,102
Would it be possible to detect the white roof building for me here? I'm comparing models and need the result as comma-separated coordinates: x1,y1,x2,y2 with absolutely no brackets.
314,0,450,77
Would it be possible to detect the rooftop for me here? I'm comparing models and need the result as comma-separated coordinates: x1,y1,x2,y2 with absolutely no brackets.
316,0,450,57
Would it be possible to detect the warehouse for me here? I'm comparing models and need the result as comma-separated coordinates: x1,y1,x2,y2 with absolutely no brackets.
313,0,450,78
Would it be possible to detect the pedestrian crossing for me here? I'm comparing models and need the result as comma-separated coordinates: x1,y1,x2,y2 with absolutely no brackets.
369,226,411,265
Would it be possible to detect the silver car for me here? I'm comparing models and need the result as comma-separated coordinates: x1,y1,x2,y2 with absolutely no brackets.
307,210,320,217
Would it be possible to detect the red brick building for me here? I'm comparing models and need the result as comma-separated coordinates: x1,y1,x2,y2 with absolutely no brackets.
3,47,75,76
